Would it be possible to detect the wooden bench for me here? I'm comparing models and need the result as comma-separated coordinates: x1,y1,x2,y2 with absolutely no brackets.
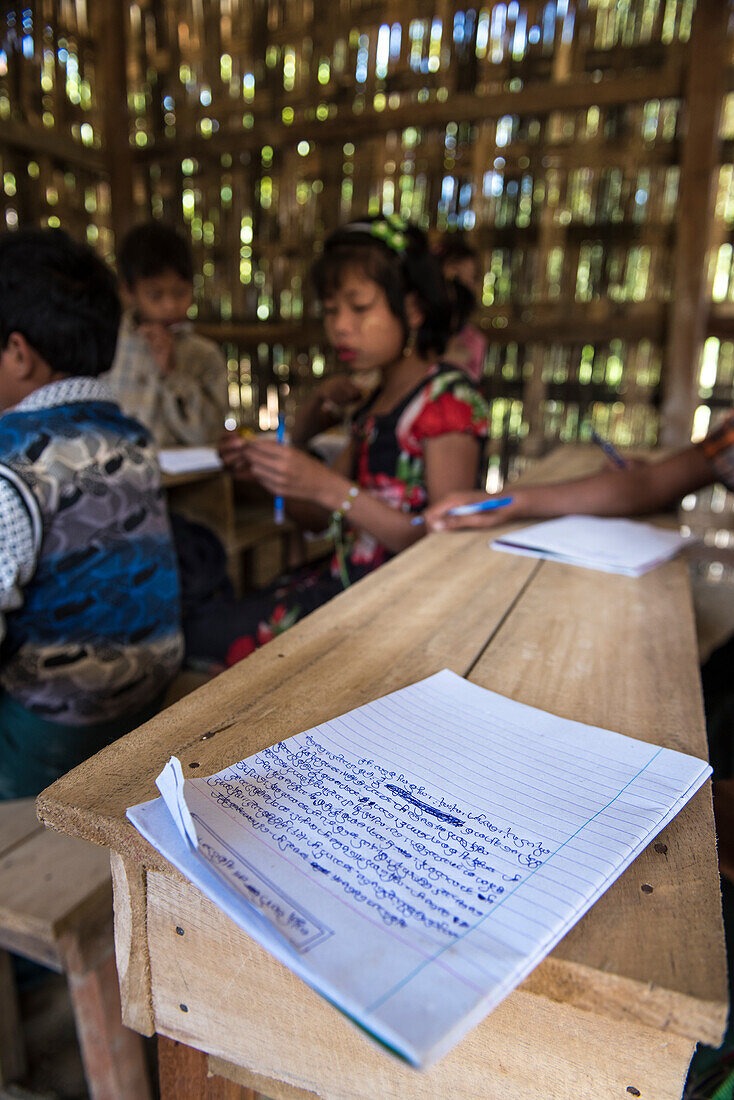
0,798,152,1100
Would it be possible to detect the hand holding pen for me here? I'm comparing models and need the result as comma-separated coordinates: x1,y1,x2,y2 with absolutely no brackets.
423,492,515,531
590,430,627,470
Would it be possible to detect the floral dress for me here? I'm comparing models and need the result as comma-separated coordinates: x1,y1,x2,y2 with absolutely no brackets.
187,363,490,668
345,362,490,573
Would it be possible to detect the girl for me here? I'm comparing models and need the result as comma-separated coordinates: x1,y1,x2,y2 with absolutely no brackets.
209,216,490,664
434,234,488,383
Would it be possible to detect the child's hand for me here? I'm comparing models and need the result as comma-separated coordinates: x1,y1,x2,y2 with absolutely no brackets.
246,440,335,502
138,322,175,376
317,374,363,415
426,490,519,531
218,430,253,478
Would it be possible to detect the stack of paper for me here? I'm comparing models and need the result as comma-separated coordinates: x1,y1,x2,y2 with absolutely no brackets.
491,515,690,576
127,670,709,1068
158,447,223,476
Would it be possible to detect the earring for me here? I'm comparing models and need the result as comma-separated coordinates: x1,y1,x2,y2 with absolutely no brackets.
403,330,416,357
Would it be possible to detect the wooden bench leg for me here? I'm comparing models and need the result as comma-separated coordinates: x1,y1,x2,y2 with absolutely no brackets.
66,951,152,1100
0,948,26,1085
158,1037,257,1100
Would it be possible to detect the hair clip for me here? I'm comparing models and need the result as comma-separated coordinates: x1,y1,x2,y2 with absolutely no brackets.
345,217,407,255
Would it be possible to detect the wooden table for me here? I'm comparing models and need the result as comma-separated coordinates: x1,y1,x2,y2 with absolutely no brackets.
38,448,728,1100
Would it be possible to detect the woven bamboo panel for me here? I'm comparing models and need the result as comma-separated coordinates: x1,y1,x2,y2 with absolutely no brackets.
1,0,733,499
0,0,113,254
118,0,699,475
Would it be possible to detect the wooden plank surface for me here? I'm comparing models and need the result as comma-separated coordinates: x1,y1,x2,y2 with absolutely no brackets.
469,556,726,1038
0,800,112,969
146,871,695,1100
0,798,43,858
35,447,727,1080
158,1037,256,1099
37,534,539,863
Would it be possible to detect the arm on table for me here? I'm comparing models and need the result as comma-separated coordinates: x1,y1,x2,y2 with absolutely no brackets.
426,444,717,531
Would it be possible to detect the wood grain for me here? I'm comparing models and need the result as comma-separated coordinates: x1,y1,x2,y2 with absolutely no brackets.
147,871,695,1100
111,851,155,1036
0,812,111,970
38,534,539,862
159,1037,257,1100
34,446,727,1092
468,556,726,1031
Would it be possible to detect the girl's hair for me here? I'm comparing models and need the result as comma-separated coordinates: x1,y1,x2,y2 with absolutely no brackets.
434,232,479,268
311,216,467,357
434,233,479,331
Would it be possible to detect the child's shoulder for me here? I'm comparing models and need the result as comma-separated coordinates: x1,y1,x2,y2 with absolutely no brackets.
0,382,152,460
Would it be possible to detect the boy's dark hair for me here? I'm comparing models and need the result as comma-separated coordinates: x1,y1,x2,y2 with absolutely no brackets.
312,216,466,357
0,227,121,378
118,221,194,286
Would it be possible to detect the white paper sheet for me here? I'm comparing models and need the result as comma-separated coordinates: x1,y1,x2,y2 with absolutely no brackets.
127,670,710,1067
491,515,690,575
158,447,223,475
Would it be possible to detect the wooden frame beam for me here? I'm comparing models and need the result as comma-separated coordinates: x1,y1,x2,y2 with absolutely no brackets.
137,67,686,164
661,0,728,445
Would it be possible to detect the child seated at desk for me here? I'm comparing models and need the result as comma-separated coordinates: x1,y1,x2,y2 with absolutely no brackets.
201,216,489,665
0,228,184,799
104,221,228,447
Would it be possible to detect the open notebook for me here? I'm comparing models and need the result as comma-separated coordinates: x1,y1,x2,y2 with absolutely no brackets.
491,515,690,576
157,446,223,476
127,670,710,1068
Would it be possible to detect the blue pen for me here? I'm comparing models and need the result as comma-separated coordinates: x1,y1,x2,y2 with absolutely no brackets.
447,495,514,518
590,429,626,470
274,414,285,524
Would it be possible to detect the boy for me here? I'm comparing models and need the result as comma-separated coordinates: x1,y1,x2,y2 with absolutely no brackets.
105,221,228,446
0,228,184,799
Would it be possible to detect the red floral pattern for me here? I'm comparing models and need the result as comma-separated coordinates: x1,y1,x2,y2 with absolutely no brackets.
344,364,489,571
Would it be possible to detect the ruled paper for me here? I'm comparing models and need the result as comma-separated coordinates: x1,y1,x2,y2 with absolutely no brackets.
491,515,691,576
127,669,710,1068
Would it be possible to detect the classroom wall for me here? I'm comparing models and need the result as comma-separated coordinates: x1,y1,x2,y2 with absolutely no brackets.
0,0,733,508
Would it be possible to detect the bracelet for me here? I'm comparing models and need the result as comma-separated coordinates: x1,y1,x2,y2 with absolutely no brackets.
332,485,359,519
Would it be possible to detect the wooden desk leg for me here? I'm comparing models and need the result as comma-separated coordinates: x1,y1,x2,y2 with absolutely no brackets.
713,779,734,883
0,948,26,1085
158,1037,257,1100
65,950,153,1100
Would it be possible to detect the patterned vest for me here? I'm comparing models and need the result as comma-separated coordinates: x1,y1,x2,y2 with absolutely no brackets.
0,380,183,725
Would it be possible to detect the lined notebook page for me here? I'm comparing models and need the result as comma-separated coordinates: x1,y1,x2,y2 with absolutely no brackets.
491,515,690,576
128,670,710,1067
157,446,223,475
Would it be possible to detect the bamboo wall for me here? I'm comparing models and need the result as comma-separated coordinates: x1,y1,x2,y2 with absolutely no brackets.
1,0,733,520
